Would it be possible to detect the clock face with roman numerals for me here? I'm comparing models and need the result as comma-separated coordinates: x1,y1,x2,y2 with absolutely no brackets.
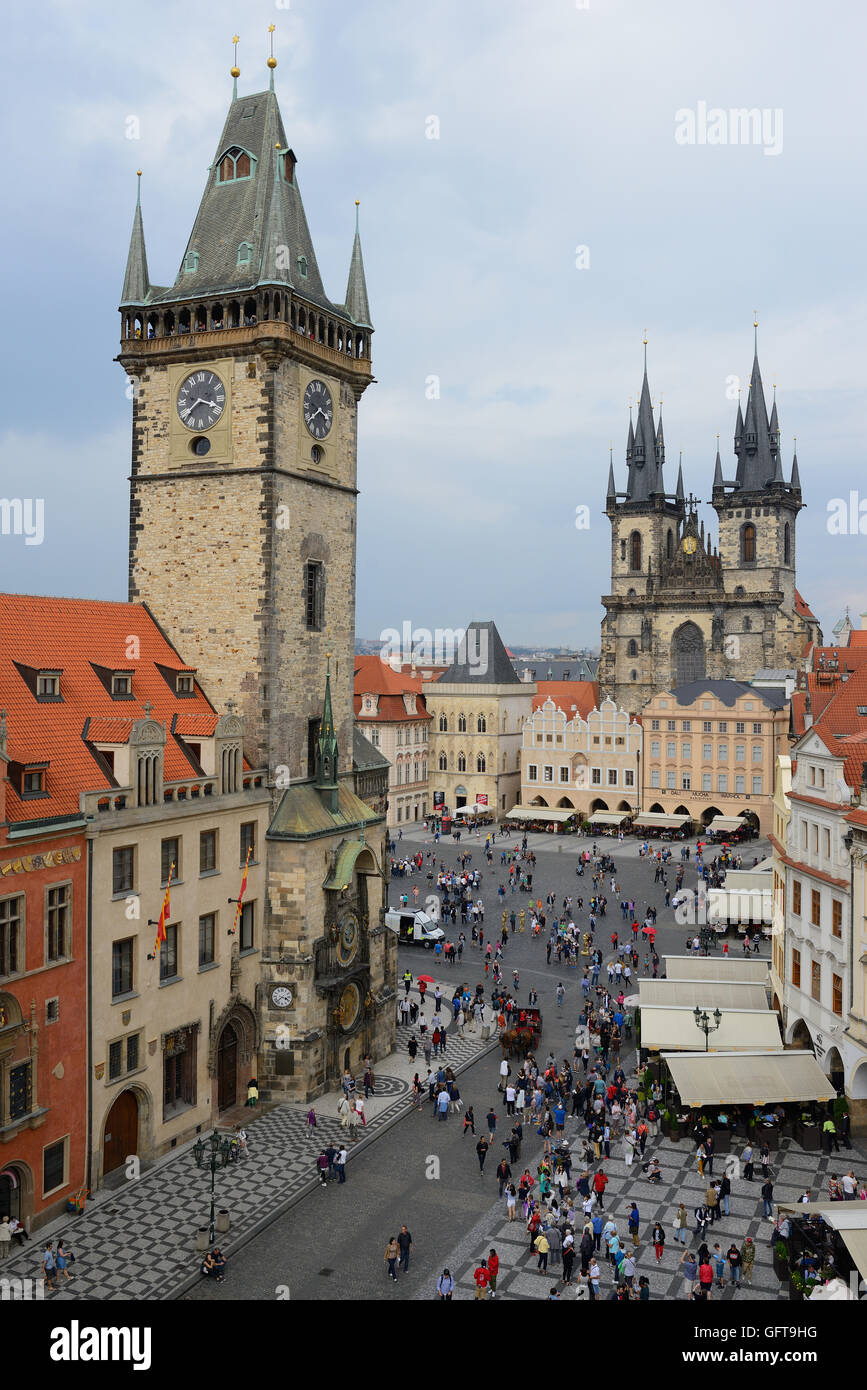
303,379,333,439
177,370,226,431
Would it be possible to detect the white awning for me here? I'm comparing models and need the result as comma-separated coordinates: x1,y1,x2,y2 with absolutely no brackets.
585,811,631,825
505,807,578,823
452,804,491,817
663,955,770,984
774,1202,867,1281
638,979,769,1010
641,1006,781,1052
707,815,746,832
662,1049,835,1107
633,811,692,828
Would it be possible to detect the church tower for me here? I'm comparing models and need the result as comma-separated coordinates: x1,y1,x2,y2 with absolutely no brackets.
117,51,374,788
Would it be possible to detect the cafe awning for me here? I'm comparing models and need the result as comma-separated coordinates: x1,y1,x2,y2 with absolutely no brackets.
662,1049,835,1107
585,811,631,825
663,955,770,984
707,815,746,832
638,979,769,1010
775,1202,867,1282
642,1006,781,1052
633,811,692,828
505,807,577,822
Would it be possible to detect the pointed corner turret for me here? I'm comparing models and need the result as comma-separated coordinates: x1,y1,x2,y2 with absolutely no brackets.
120,170,150,307
675,456,685,502
626,410,635,463
791,445,801,491
315,654,340,812
607,455,617,503
713,443,724,488
344,200,372,329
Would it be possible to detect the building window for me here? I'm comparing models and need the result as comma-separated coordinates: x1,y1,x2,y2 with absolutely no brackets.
240,901,255,952
164,1028,198,1119
184,250,199,273
198,914,216,967
735,745,745,763
624,769,634,787
43,1138,67,1196
651,741,660,758
682,774,691,790
457,714,467,733
161,837,179,887
9,1061,31,1121
792,948,801,989
741,523,756,564
752,722,762,735
630,531,642,571
734,775,745,794
176,673,194,695
160,924,179,982
702,743,712,761
824,828,831,858
718,745,727,761
811,958,821,1002
200,830,217,875
45,997,59,1025
650,720,660,732
477,715,486,733
560,767,570,783
811,890,821,927
439,753,447,771
297,255,308,278
22,768,46,796
702,773,711,792
237,241,253,266
666,742,676,759
217,146,253,182
832,973,843,1016
717,774,728,793
682,744,691,760
543,766,553,783
666,771,676,789
627,639,638,657
608,769,618,786
476,754,486,773
736,722,745,734
108,1039,123,1081
112,673,132,696
667,721,676,732
527,765,537,782
127,1033,140,1072
751,776,762,794
457,753,466,773
752,744,762,762
591,768,602,785
650,769,660,788
792,879,801,915
240,822,256,864
832,898,842,938
718,722,728,733
46,884,70,961
702,722,712,733
304,562,325,630
112,938,135,998
113,846,135,896
0,895,23,978
439,714,447,732
784,522,791,564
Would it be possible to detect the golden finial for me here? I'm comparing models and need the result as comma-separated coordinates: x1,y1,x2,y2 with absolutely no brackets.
267,23,277,69
136,168,142,176
231,34,240,79
355,199,360,207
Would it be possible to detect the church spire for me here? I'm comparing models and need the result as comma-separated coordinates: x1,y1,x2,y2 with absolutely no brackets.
120,171,150,306
791,440,801,490
626,336,662,502
344,200,372,328
675,453,684,501
607,448,616,502
713,435,723,488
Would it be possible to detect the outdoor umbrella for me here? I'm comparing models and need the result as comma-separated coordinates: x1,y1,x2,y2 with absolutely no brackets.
417,974,435,984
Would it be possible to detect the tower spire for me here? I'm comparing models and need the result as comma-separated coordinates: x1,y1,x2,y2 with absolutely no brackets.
675,451,684,502
231,34,240,100
120,170,150,306
344,200,372,328
315,654,339,812
713,433,723,487
791,437,801,490
267,24,277,92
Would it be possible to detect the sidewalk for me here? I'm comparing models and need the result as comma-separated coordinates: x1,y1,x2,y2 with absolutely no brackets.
1,977,497,1301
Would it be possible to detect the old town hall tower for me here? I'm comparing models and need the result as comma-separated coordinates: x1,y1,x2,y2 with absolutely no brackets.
600,334,821,714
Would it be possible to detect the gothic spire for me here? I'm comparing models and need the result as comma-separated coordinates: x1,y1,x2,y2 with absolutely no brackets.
791,444,801,490
120,171,150,306
344,200,372,328
675,455,684,501
737,350,775,489
607,452,616,502
626,343,662,502
713,440,724,488
315,655,339,810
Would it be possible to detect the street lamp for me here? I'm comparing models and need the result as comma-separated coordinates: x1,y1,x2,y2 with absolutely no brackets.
694,1006,722,1052
192,1129,231,1245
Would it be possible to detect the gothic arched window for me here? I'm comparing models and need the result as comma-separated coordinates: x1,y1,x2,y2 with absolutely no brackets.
476,753,486,773
457,713,467,733
438,753,447,771
741,523,756,565
672,621,706,687
667,529,673,559
457,752,466,773
784,522,791,565
217,147,253,183
438,713,448,732
477,715,486,733
627,639,638,657
630,531,642,571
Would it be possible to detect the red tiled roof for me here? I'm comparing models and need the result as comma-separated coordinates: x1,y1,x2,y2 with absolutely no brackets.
795,589,818,620
848,630,867,647
809,662,867,791
174,714,220,737
354,654,425,696
532,681,599,719
0,593,219,822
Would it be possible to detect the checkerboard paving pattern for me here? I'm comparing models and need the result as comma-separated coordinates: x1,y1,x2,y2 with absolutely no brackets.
433,1117,867,1301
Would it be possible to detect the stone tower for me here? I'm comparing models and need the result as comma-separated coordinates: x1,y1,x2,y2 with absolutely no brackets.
117,67,374,789
600,335,819,714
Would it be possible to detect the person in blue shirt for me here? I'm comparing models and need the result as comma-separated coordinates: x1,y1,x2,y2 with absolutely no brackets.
436,1268,454,1299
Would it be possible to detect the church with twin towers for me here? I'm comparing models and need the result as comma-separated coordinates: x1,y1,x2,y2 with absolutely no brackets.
599,331,822,715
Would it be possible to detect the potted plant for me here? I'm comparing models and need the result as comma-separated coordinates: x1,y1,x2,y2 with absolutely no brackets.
789,1269,818,1302
773,1240,790,1281
667,1108,681,1142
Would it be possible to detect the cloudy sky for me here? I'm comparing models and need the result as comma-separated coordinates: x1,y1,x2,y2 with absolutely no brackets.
3,0,865,649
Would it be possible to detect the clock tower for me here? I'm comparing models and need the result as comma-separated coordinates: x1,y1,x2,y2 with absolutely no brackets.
117,60,374,785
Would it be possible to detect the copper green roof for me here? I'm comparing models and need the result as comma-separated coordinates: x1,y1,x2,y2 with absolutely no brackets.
267,779,383,841
323,836,383,891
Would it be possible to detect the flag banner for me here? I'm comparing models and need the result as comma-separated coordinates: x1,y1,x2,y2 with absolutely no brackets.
229,845,252,935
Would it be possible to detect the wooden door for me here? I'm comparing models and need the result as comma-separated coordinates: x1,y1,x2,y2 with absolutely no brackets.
103,1090,138,1176
218,1025,237,1111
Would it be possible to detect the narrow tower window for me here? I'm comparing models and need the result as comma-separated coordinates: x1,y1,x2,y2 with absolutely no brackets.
630,531,642,571
741,523,756,564
784,522,791,565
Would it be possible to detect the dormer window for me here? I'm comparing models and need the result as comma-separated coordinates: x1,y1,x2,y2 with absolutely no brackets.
111,671,133,698
36,671,62,700
22,764,48,797
184,251,199,274
297,255,308,279
237,242,253,267
176,673,194,696
217,146,253,184
281,149,297,184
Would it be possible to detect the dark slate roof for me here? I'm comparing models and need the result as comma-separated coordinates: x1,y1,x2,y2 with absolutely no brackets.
436,621,521,685
342,206,372,328
671,679,788,710
120,183,150,306
353,725,389,772
144,88,348,318
513,657,600,682
733,354,784,492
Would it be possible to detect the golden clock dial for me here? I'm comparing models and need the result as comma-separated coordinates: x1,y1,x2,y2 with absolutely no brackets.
337,911,360,967
338,983,361,1031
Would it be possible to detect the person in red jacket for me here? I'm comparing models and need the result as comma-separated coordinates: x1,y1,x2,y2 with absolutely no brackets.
593,1169,609,1209
473,1259,491,1300
487,1248,500,1298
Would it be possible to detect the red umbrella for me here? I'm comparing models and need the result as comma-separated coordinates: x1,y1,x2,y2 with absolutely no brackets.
417,974,435,984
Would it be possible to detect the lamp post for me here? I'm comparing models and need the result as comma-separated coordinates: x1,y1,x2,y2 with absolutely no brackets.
192,1129,231,1245
694,1006,722,1052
